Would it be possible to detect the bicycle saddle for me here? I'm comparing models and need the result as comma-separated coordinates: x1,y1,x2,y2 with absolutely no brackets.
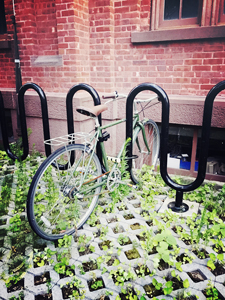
76,104,108,117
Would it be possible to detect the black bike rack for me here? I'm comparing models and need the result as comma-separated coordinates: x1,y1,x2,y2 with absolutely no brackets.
18,83,51,161
126,81,225,212
66,83,103,165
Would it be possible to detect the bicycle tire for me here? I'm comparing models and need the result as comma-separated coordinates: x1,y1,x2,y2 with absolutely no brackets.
27,143,102,241
132,119,160,182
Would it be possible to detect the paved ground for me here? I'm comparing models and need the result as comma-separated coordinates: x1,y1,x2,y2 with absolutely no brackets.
0,160,225,300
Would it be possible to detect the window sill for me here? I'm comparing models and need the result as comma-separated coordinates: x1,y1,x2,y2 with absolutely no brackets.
131,25,225,43
0,34,11,49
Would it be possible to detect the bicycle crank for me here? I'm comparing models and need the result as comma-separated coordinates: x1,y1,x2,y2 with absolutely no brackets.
107,168,121,191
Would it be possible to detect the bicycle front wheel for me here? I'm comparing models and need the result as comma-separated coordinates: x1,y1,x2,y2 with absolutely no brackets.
27,144,102,241
132,119,160,182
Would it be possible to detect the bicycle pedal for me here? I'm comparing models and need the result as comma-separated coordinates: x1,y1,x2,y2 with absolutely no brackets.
99,131,110,142
118,180,137,189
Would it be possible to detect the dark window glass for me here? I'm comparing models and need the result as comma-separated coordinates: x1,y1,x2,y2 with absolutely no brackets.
0,0,7,34
182,0,199,18
164,0,180,20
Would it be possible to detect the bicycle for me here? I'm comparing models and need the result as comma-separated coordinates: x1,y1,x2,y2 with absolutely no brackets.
27,91,160,240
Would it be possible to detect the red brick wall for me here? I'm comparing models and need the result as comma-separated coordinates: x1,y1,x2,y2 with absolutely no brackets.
1,0,225,96
0,0,15,88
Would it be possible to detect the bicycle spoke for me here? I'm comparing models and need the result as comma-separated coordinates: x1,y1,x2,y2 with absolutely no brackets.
27,144,102,240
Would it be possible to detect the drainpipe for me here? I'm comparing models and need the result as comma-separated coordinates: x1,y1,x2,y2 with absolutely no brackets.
11,0,22,93
11,0,22,134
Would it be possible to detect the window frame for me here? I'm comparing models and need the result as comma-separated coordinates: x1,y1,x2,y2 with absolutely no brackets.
158,0,201,29
131,0,225,43
218,0,225,24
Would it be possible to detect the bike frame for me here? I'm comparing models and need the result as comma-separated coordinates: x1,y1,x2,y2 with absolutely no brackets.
78,111,150,195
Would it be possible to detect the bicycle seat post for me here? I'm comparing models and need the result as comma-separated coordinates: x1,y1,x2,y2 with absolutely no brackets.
133,100,138,115
95,116,100,128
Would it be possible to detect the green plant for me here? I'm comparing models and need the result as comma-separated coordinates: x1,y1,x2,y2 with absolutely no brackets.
135,263,150,278
77,234,92,252
87,210,99,226
175,290,196,300
58,235,73,248
33,247,56,267
153,229,177,269
9,214,22,232
152,278,163,291
204,280,220,300
170,270,190,289
184,184,214,204
160,209,182,228
140,188,157,211
60,276,86,300
9,292,24,300
207,253,224,271
78,264,86,275
109,266,136,286
0,174,12,216
2,255,31,289
116,283,140,300
117,234,130,245
46,277,52,294
210,223,225,239
54,256,75,277
162,281,173,295
96,224,109,241
213,239,225,253
5,274,22,288
91,278,103,290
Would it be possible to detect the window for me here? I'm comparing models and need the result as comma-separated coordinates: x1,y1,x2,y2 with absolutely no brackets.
219,0,225,23
0,0,7,34
132,0,225,43
159,0,201,28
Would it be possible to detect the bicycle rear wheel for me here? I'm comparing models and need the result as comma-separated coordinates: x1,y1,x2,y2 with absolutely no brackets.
132,119,160,182
27,144,102,241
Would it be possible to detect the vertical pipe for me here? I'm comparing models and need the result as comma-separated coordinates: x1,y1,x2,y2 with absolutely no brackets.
126,81,225,213
66,84,103,166
18,83,51,160
11,15,22,93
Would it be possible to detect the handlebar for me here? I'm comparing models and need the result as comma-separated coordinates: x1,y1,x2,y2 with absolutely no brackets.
102,91,118,100
102,91,158,104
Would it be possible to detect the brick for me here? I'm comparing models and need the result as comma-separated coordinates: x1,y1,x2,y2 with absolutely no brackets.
115,6,130,14
191,78,210,84
193,52,212,58
156,66,166,71
201,72,223,78
204,45,223,52
212,65,225,71
173,77,191,83
149,59,166,66
62,9,75,17
192,66,211,71
213,52,225,58
184,59,202,65
174,66,190,71
211,77,225,84
203,58,223,65
166,59,183,66
200,84,215,90
183,71,195,77
2,0,225,96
